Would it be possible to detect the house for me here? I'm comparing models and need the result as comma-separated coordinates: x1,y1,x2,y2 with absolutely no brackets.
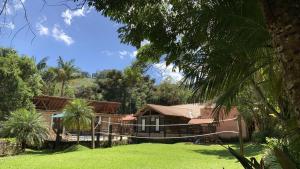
133,104,248,140
33,95,122,141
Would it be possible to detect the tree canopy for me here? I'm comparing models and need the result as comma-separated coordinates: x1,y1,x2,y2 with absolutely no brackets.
0,48,42,120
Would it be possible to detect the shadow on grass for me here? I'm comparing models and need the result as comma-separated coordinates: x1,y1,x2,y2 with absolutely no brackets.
23,145,90,156
192,143,266,160
23,149,56,156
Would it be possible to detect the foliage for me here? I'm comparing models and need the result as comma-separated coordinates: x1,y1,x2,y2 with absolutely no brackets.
0,138,16,143
148,78,192,106
38,56,81,97
95,67,155,113
0,48,42,120
95,69,126,102
262,149,282,169
1,109,48,150
40,67,58,96
63,99,94,144
0,138,21,156
87,0,299,168
266,138,300,168
55,56,80,96
0,143,265,169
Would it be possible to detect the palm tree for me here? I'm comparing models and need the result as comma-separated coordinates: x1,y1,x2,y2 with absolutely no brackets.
55,56,79,96
36,57,49,72
1,109,49,151
63,99,94,144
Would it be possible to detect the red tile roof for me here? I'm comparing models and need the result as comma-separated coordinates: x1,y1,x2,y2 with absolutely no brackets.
136,104,239,122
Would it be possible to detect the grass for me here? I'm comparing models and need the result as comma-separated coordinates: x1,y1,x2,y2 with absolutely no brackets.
0,143,266,169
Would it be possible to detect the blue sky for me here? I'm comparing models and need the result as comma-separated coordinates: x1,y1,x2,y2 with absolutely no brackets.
0,0,182,81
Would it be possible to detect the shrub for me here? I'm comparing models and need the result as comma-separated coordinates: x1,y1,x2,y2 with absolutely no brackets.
2,109,49,151
263,149,282,169
0,138,21,156
252,130,279,143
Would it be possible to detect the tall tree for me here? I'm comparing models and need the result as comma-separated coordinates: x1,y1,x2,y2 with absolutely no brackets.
0,48,42,119
64,99,94,144
1,109,49,151
149,78,191,106
95,68,155,113
55,56,79,97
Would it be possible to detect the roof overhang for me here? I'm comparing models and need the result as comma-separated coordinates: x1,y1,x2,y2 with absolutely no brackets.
33,95,121,113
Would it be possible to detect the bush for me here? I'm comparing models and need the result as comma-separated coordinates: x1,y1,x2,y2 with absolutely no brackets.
252,130,279,143
263,149,282,169
0,138,22,156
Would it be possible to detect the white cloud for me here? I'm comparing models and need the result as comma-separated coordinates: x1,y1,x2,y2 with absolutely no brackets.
131,51,138,58
100,50,137,59
119,50,128,59
100,50,114,56
13,0,26,10
52,25,74,45
4,0,25,15
0,22,15,29
119,50,137,59
36,23,49,36
36,16,49,36
153,62,183,82
61,7,88,25
141,40,150,46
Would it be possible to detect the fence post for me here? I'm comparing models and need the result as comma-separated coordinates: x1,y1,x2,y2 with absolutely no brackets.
96,116,101,146
91,116,95,149
237,115,244,156
120,122,123,141
108,124,112,147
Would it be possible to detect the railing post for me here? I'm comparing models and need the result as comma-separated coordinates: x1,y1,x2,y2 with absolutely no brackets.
91,116,95,149
120,122,123,141
108,124,112,147
237,115,244,156
96,116,101,146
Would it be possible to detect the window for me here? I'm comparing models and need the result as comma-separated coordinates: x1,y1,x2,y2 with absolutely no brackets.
141,118,146,131
155,117,160,132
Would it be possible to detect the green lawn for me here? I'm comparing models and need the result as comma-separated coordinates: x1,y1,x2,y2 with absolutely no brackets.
0,143,265,169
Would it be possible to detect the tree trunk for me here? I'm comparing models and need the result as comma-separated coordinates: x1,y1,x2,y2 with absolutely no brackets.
260,1,300,168
261,0,300,125
77,119,80,145
60,80,65,97
54,128,62,149
21,141,26,152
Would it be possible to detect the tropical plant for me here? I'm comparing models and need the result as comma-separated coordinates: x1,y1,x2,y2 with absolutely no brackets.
1,109,48,151
36,57,49,72
84,0,300,168
63,99,94,144
55,56,80,96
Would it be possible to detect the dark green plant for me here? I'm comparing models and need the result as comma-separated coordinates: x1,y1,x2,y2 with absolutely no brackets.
0,48,42,120
64,99,94,144
1,109,48,151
